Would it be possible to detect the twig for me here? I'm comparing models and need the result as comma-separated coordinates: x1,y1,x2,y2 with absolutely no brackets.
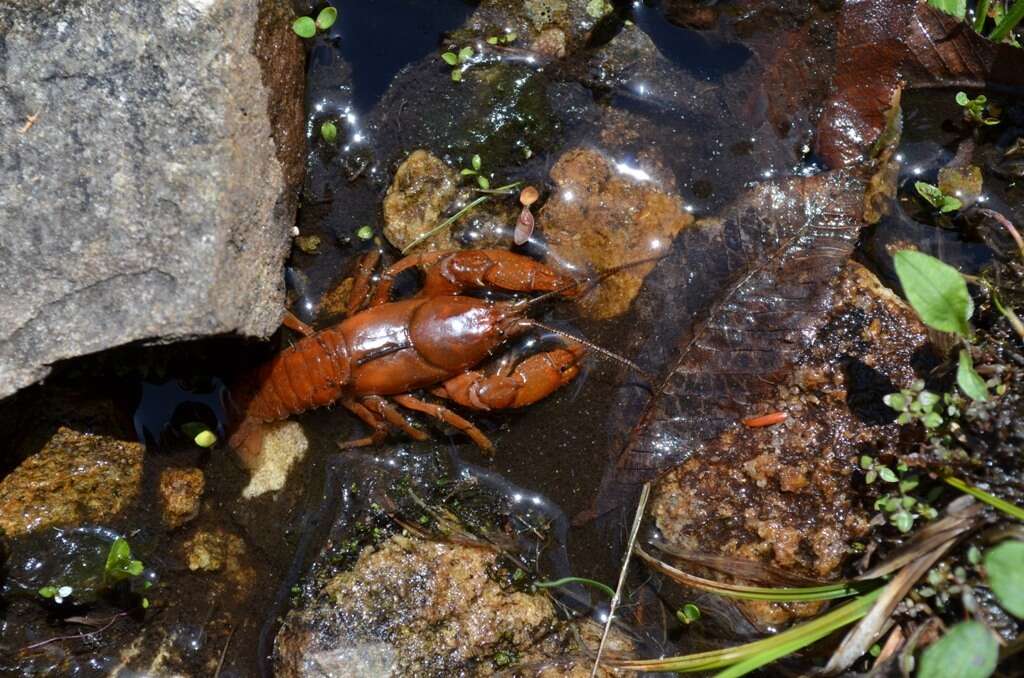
20,612,127,652
976,208,1024,260
401,196,490,254
18,112,39,134
213,626,235,678
590,482,650,677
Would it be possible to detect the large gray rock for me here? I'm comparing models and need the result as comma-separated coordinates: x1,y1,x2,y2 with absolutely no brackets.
0,0,305,398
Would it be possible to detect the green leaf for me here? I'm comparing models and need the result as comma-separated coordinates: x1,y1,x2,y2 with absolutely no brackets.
917,621,997,678
193,429,217,448
883,393,907,411
451,69,462,82
292,16,316,39
315,6,337,31
878,467,898,483
926,0,966,20
441,51,458,66
893,511,914,533
915,181,945,207
471,154,482,171
859,455,874,470
505,31,518,42
476,175,490,190
892,250,973,337
923,411,943,428
356,225,373,240
918,391,941,408
459,168,476,176
487,36,499,45
956,91,970,106
320,121,337,143
939,195,962,213
957,350,989,401
458,46,474,63
866,470,878,484
676,603,701,624
38,586,57,599
985,541,1024,618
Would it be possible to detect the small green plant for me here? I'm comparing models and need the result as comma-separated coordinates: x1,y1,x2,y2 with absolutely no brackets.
914,181,963,213
676,603,701,624
859,455,938,532
883,380,944,428
931,0,1024,44
292,6,337,38
320,121,338,143
181,422,218,448
486,31,518,45
892,250,991,400
356,225,374,240
441,46,474,81
37,537,150,609
460,154,490,189
955,91,1000,126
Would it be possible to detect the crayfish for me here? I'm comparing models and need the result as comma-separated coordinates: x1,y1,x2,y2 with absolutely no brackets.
228,249,589,467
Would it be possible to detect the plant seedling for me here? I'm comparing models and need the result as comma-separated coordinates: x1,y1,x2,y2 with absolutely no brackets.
441,46,475,81
955,91,1000,126
486,31,518,45
320,121,338,143
460,154,491,189
292,6,337,39
676,603,701,624
914,181,962,213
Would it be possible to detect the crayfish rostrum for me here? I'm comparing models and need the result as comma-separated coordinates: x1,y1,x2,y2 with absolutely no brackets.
228,249,587,467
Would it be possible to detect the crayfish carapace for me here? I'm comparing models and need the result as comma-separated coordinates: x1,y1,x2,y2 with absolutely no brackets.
228,249,593,467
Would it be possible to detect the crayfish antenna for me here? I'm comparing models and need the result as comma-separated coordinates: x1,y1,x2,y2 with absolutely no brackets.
529,320,654,382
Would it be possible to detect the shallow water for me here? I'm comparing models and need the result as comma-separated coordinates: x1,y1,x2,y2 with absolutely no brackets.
5,1,1024,675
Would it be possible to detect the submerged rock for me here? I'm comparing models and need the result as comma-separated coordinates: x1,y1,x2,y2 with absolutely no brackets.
275,534,633,677
650,261,932,626
541,147,694,318
383,150,462,253
461,0,614,57
0,425,143,538
159,467,205,530
0,0,305,398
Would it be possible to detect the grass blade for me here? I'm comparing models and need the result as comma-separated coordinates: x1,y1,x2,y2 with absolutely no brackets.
534,577,615,598
635,547,876,601
944,476,1024,520
607,589,882,673
988,0,1024,42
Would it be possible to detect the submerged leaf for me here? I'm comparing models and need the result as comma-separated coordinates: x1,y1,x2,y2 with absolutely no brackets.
892,250,972,337
917,621,997,678
603,168,873,499
984,541,1024,618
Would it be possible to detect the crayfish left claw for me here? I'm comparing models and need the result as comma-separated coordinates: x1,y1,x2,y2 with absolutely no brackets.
432,343,586,411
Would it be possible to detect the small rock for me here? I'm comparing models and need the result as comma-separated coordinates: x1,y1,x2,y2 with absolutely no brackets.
159,467,205,529
382,150,461,253
463,0,612,56
182,528,255,595
241,421,308,499
275,534,632,676
294,234,322,254
541,147,694,318
0,426,142,537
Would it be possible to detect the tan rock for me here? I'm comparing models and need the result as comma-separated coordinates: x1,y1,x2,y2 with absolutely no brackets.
275,534,635,676
383,150,460,253
0,426,142,537
159,467,205,529
541,148,693,318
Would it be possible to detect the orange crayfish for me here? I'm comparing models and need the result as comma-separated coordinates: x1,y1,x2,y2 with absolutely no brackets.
228,249,588,467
